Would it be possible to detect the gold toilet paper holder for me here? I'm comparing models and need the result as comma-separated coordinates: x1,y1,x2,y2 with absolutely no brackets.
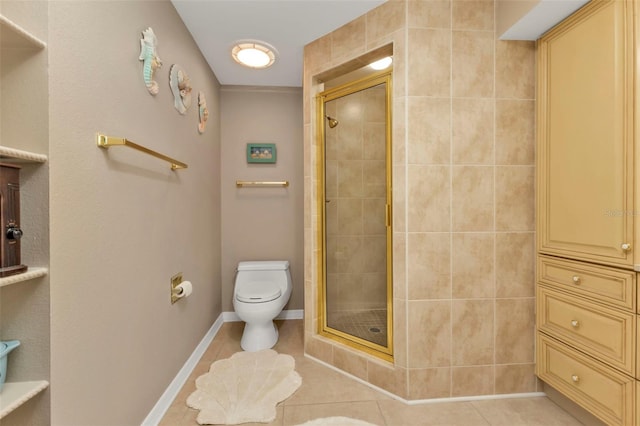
171,273,183,304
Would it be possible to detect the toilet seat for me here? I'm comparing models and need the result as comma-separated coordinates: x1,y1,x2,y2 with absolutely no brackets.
236,280,281,303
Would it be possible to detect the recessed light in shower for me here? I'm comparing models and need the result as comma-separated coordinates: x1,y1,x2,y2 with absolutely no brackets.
231,40,277,69
369,56,392,70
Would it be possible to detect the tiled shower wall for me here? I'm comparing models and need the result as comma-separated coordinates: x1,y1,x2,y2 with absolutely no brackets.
303,0,536,400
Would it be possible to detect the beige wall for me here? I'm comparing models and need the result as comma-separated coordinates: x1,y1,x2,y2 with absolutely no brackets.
220,86,304,312
304,0,536,400
496,0,539,36
48,1,221,425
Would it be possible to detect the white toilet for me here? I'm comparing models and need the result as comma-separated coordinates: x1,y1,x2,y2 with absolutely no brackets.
233,260,293,352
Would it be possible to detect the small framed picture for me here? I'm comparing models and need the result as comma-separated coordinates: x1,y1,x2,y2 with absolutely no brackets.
247,143,277,163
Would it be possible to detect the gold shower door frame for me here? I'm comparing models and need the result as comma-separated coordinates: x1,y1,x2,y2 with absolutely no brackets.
316,70,393,361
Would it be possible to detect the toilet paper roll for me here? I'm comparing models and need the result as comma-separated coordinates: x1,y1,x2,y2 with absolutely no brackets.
175,281,193,298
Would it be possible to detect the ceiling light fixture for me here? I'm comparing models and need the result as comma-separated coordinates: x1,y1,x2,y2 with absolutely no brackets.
231,40,277,69
369,56,393,70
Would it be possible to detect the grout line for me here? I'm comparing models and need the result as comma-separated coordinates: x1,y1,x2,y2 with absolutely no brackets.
469,400,494,426
448,0,454,398
375,399,389,426
403,0,410,391
492,0,498,398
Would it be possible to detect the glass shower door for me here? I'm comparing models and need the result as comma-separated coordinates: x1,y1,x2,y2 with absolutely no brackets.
318,71,392,358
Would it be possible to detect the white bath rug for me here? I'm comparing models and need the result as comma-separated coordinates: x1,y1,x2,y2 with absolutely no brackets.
295,417,378,426
186,349,302,425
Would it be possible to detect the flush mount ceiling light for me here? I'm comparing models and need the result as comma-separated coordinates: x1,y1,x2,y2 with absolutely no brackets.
369,56,393,70
232,40,277,69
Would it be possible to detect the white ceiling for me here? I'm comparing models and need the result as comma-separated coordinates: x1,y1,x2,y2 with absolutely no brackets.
499,0,588,40
171,0,386,87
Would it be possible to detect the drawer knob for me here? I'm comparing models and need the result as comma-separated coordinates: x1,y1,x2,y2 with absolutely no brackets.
571,374,580,383
621,243,632,251
572,275,580,284
571,320,579,328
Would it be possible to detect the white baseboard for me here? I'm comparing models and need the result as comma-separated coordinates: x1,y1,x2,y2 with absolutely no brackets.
141,309,304,425
141,313,224,426
277,309,304,320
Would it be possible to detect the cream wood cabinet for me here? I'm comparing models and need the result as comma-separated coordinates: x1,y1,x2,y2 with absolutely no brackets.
536,1,640,425
537,0,634,269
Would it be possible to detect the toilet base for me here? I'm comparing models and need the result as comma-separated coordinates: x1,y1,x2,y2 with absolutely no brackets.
240,320,279,352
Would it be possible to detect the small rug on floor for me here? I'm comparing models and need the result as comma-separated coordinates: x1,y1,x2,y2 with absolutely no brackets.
186,349,302,425
295,417,378,426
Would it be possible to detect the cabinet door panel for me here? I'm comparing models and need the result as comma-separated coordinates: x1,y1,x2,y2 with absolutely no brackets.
537,0,634,268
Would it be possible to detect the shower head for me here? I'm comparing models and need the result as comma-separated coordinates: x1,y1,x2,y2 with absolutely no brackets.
326,116,339,129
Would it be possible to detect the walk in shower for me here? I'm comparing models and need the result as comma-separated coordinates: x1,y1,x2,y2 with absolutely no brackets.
317,69,392,360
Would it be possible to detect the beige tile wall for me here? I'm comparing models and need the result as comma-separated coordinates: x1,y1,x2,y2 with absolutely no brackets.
303,0,536,400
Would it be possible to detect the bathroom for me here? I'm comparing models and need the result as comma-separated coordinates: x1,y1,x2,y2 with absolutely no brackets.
0,0,540,425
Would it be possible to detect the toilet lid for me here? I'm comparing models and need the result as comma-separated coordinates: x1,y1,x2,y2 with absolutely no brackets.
236,280,282,303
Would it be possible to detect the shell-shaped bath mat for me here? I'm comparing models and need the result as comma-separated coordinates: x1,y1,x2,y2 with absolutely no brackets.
187,349,302,425
295,417,379,426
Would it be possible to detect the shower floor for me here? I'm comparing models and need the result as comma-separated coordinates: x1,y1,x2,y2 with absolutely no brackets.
327,308,387,347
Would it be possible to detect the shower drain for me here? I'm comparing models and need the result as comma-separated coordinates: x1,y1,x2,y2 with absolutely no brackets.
369,327,381,333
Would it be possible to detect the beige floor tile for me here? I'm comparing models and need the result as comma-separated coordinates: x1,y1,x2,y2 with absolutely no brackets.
197,330,227,364
157,405,188,426
213,326,244,360
283,401,385,425
285,356,388,405
377,399,490,426
274,319,305,357
159,320,582,426
176,406,199,426
177,404,284,426
470,397,583,425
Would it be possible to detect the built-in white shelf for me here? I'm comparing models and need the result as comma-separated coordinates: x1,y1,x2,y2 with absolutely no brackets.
0,14,46,49
0,380,49,419
0,268,48,288
0,145,47,163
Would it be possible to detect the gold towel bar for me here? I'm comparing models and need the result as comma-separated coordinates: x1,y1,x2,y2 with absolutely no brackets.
97,133,188,170
236,180,289,187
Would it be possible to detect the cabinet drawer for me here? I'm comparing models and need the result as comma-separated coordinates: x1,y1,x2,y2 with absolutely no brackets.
537,286,635,375
536,333,635,426
637,326,640,381
538,255,635,311
637,381,640,426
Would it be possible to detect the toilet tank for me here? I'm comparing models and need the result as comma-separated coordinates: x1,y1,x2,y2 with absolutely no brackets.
237,260,289,271
235,261,292,293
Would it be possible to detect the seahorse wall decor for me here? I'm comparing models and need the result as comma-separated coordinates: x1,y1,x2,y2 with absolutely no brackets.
169,64,192,114
139,27,162,95
198,91,209,134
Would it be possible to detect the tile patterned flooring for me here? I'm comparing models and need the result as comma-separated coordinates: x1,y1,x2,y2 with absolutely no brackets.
159,320,584,426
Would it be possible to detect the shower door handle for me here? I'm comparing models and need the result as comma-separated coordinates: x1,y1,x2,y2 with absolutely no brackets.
386,204,391,228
